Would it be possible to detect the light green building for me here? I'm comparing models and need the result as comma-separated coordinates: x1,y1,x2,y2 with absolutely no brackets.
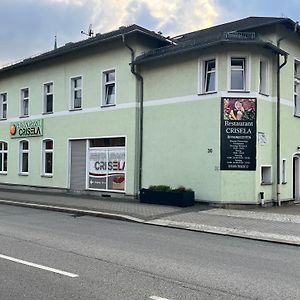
0,17,299,205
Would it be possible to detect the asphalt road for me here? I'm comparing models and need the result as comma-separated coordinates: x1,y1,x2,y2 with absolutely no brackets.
0,204,299,300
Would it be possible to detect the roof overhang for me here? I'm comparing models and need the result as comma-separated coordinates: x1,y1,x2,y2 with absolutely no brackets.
133,39,289,65
0,26,170,75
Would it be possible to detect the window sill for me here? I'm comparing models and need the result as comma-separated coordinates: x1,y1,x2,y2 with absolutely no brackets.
282,181,287,185
42,112,53,115
69,108,82,112
261,182,272,185
0,172,7,175
19,173,28,176
0,118,7,121
198,91,218,96
259,92,269,97
228,90,250,93
41,174,53,178
293,114,300,118
101,104,116,108
19,115,29,119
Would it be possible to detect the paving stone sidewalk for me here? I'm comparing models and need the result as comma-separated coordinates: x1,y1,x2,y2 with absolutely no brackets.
0,189,299,245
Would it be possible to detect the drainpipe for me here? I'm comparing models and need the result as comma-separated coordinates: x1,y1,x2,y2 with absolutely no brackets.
276,39,288,206
122,34,144,197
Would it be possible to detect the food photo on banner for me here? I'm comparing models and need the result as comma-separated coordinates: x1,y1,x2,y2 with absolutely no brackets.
221,98,257,170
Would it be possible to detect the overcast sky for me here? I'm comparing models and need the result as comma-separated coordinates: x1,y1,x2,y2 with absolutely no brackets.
0,0,299,66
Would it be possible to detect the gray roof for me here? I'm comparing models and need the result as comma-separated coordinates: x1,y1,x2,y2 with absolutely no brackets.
0,24,169,74
134,17,295,65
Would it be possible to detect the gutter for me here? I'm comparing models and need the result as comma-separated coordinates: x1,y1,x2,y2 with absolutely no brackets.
276,51,288,206
276,33,290,206
122,34,144,197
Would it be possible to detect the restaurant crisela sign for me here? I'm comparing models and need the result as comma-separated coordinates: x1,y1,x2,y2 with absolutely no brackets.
10,119,43,138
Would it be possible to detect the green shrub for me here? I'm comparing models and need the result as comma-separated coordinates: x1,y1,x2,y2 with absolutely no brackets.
148,185,193,193
148,185,171,192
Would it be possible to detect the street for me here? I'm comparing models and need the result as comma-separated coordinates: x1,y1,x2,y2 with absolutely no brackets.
0,204,299,299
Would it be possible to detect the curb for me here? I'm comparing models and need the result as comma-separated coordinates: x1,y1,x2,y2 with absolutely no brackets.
146,220,300,246
0,199,299,246
0,200,145,223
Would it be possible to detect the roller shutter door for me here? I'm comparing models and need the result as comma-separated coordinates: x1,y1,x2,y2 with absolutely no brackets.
70,140,86,191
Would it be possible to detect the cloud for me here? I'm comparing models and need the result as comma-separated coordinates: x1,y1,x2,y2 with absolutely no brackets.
86,0,219,36
45,0,220,36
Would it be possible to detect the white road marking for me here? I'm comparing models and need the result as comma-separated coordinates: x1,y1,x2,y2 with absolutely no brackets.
0,254,78,278
150,296,170,300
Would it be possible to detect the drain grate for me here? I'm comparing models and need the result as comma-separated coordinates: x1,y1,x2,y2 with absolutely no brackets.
71,212,86,218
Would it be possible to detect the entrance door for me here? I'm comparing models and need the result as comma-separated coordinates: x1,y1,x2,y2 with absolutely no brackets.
293,155,300,201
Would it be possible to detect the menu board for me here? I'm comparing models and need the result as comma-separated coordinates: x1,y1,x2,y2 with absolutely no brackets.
220,98,256,171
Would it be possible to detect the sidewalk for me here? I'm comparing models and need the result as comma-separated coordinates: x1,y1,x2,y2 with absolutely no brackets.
0,189,299,246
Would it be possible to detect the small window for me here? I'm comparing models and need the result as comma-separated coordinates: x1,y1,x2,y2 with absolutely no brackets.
71,77,82,110
103,70,116,106
21,88,29,117
44,82,53,113
294,60,300,117
19,140,29,175
0,142,8,174
0,93,7,120
282,159,287,184
42,139,53,176
259,59,268,95
90,137,125,147
230,57,246,91
261,166,272,185
204,59,216,93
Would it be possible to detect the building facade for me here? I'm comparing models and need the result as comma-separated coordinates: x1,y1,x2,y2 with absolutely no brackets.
0,17,299,205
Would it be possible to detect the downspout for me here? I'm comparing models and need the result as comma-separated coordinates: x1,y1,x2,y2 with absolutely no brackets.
276,38,288,206
122,34,144,197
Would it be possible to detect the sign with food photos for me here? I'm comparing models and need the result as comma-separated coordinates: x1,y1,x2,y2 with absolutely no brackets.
221,97,257,170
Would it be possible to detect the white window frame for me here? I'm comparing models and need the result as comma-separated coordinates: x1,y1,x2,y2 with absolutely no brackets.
70,76,82,110
259,57,269,96
19,140,29,175
228,53,250,92
198,57,217,94
0,141,8,174
43,82,54,114
294,59,300,117
20,88,29,117
0,92,7,120
102,69,116,107
282,158,287,184
261,165,272,185
41,139,53,176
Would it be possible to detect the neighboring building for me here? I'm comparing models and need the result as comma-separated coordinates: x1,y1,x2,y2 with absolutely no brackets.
0,17,299,205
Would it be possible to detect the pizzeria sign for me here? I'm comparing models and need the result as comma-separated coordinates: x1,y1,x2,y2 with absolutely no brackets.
10,119,43,138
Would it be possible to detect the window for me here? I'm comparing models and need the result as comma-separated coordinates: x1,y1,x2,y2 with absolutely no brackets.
42,139,53,176
19,140,29,175
230,57,246,91
103,70,116,106
88,137,125,192
0,142,8,174
204,59,216,93
294,60,300,117
0,93,7,119
259,59,268,95
261,166,272,184
21,88,29,117
282,159,287,184
71,77,82,110
44,82,53,113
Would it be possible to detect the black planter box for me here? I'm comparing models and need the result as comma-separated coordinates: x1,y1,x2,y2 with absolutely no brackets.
140,189,195,207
